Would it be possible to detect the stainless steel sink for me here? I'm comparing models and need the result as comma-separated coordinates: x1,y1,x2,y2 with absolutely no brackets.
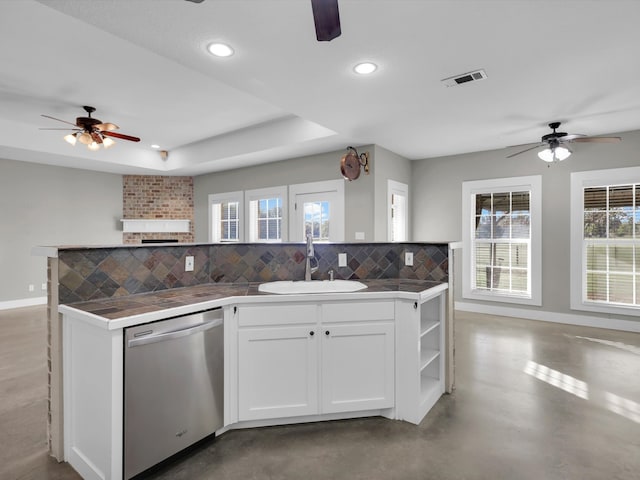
258,280,367,294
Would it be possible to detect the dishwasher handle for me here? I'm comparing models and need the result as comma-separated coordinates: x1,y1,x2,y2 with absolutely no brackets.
128,317,223,348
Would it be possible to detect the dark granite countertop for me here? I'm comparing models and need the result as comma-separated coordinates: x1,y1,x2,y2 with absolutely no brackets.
64,279,445,321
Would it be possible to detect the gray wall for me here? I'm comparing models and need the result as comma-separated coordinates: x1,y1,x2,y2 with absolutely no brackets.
411,128,640,323
373,145,412,241
194,146,384,243
0,158,122,303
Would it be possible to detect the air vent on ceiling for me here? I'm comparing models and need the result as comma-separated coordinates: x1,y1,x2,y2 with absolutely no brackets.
441,69,487,87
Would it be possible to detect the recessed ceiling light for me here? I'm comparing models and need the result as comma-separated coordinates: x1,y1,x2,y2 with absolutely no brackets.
151,144,160,149
354,62,377,75
207,42,234,57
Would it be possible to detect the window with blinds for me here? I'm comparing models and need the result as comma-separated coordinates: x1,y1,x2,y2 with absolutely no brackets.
250,197,282,241
209,191,243,242
246,186,287,242
462,175,541,306
583,184,640,306
473,191,531,295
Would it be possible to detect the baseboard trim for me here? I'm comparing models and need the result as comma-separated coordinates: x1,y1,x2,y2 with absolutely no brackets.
455,301,640,333
0,297,47,311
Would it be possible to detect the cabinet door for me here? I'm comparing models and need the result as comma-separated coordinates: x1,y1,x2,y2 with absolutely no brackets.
238,325,318,421
321,322,395,414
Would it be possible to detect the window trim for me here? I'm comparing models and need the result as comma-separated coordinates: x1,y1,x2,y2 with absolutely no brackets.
245,185,288,243
570,166,640,316
208,191,244,243
462,175,542,306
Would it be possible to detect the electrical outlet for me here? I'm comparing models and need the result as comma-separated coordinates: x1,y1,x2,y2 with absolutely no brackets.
185,256,195,272
405,252,414,266
338,253,347,267
355,232,365,240
28,284,35,292
41,283,47,291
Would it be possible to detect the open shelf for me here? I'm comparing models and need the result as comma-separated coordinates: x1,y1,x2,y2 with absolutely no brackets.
420,348,440,372
420,320,439,338
420,375,440,401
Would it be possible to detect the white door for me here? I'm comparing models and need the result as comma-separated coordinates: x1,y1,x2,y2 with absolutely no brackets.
289,180,345,242
320,322,395,414
238,326,319,421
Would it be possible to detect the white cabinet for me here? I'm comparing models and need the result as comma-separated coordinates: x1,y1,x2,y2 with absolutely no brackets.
321,321,395,413
396,289,446,425
234,300,395,423
238,325,318,421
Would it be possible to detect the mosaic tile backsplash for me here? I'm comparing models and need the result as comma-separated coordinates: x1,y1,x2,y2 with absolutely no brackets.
58,242,448,304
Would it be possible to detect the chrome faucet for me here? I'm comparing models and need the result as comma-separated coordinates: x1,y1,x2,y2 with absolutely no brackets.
305,234,318,281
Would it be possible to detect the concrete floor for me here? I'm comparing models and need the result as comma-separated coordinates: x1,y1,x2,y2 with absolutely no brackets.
1,306,639,480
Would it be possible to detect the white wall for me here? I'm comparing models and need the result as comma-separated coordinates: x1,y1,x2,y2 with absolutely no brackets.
411,128,640,326
193,147,380,243
0,158,122,305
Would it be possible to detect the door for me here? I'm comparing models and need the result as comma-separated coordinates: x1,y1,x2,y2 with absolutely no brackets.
321,322,395,414
238,325,319,421
289,179,345,242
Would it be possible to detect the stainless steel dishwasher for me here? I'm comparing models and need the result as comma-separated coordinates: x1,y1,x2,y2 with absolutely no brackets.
124,307,224,479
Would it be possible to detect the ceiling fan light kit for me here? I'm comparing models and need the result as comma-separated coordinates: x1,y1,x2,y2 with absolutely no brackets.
538,145,571,163
41,105,140,151
507,121,621,163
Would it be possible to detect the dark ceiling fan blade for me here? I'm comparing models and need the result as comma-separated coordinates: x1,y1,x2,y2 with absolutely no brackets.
103,131,141,142
41,114,78,127
311,0,341,42
572,136,622,143
506,144,543,158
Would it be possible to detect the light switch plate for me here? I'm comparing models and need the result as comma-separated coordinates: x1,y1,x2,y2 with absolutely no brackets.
405,252,414,266
338,253,347,267
185,256,195,272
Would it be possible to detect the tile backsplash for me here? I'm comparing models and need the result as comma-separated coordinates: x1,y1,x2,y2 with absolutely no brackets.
58,242,449,304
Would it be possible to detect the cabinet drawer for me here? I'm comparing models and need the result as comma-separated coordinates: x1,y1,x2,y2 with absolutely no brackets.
238,303,318,327
321,301,394,323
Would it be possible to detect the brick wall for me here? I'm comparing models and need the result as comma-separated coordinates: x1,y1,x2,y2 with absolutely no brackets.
122,175,194,243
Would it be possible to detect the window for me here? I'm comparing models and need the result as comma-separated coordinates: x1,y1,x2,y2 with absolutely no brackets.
571,167,640,316
209,191,243,242
246,186,287,242
289,180,345,242
303,200,330,241
388,180,408,242
462,176,542,305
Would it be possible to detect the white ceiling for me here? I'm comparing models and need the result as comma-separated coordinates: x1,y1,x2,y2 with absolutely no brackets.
1,0,640,176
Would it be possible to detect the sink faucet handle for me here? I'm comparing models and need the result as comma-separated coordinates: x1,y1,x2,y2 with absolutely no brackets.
329,269,334,281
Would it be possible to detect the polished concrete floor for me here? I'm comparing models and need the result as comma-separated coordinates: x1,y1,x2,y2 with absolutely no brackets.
1,306,639,480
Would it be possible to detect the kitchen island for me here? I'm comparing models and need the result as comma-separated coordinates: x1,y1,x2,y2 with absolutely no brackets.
59,279,448,480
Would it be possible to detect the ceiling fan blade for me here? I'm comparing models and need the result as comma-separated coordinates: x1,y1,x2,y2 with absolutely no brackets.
95,122,119,132
41,114,78,127
311,0,341,42
103,131,141,142
506,144,543,158
39,128,81,131
572,136,622,143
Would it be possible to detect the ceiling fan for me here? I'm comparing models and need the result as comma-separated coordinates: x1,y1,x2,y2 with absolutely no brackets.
185,0,341,42
507,122,621,162
40,106,141,151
